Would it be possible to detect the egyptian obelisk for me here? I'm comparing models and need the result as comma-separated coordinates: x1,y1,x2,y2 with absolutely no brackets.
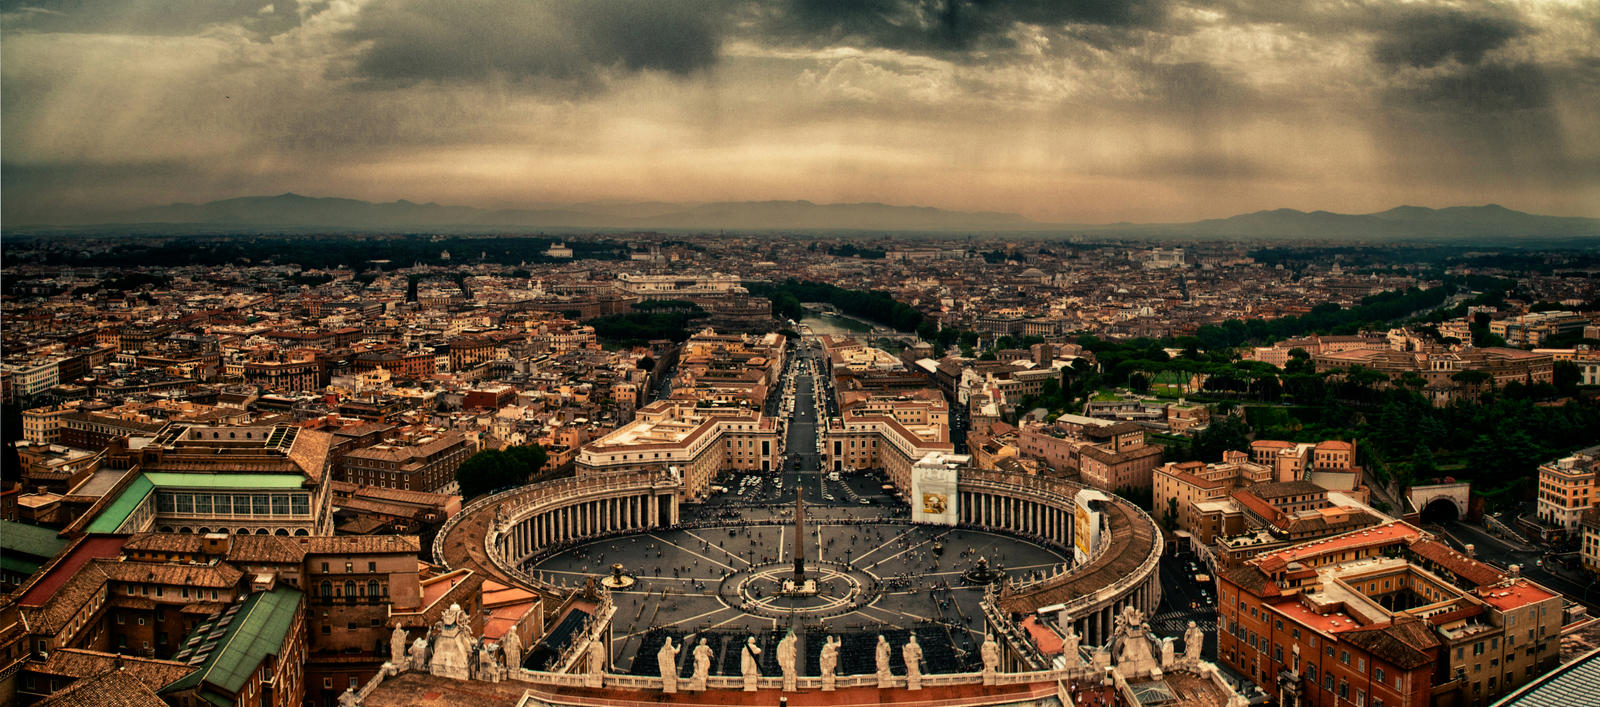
793,485,806,583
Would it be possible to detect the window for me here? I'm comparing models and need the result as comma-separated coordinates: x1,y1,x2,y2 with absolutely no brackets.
1339,680,1349,699
368,561,377,572
1376,668,1386,683
1341,650,1350,664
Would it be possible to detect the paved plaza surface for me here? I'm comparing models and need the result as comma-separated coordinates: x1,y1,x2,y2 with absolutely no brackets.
524,341,1071,676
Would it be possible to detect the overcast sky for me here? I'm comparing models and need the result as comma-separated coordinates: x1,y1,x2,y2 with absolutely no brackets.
3,0,1598,225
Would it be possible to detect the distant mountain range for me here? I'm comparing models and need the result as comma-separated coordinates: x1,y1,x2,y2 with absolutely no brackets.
18,193,1600,239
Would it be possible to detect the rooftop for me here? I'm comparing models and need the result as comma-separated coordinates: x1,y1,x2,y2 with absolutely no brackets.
164,586,303,703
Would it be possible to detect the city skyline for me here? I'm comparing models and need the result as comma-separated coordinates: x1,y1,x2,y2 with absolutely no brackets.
4,0,1600,227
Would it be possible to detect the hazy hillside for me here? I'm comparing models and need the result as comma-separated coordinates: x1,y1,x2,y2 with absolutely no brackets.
21,194,1600,239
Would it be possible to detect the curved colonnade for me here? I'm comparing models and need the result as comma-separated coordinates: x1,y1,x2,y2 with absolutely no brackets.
955,470,1164,664
434,468,1162,665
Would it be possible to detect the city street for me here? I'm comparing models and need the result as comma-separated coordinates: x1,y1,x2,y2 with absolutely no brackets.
1432,519,1600,611
1152,548,1219,660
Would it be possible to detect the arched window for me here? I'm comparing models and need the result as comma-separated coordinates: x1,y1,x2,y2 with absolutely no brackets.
367,580,379,598
274,528,289,536
320,581,332,598
344,580,356,597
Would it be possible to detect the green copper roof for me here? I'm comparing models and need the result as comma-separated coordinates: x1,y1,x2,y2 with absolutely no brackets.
143,472,306,489
163,587,303,704
84,473,155,534
0,520,68,560
83,472,307,536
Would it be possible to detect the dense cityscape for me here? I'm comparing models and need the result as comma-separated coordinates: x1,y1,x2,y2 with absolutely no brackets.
1,231,1598,707
5,0,1599,705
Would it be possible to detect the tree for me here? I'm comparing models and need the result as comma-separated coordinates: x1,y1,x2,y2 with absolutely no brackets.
1192,415,1251,462
1554,361,1582,396
456,445,549,499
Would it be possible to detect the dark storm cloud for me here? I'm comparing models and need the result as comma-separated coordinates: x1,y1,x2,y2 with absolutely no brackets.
340,0,724,90
1142,61,1252,114
1387,62,1552,113
753,0,1165,57
0,0,312,37
1371,6,1523,68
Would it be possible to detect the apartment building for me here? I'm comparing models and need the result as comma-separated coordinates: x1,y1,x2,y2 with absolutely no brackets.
576,401,780,500
1534,453,1599,539
338,432,475,493
1219,522,1561,707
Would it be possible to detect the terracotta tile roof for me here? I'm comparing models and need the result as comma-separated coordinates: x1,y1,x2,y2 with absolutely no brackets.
298,535,421,554
18,536,126,608
1221,565,1277,597
1477,579,1558,611
1341,623,1435,670
221,535,309,564
37,669,167,707
287,427,334,482
99,560,243,588
35,649,195,692
1248,480,1327,500
1406,539,1504,587
21,562,110,634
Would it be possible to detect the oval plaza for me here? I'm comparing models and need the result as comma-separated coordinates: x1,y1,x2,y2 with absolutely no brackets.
382,334,1244,707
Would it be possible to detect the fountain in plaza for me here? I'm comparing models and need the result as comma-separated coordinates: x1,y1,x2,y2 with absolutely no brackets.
601,562,636,589
962,556,1004,585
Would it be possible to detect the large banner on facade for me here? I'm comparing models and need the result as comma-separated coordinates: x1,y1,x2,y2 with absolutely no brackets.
911,455,960,526
1072,489,1108,565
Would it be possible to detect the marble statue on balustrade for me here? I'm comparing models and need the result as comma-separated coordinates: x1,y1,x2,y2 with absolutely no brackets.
429,603,475,681
741,636,763,691
478,642,501,681
1184,621,1204,664
819,636,840,691
658,638,680,693
981,634,1000,685
1060,620,1081,668
1091,645,1111,671
777,631,799,692
1110,606,1160,676
409,638,430,671
874,635,893,687
338,687,359,707
501,629,523,673
903,635,924,690
586,638,606,687
390,623,408,667
1159,636,1175,669
690,639,713,691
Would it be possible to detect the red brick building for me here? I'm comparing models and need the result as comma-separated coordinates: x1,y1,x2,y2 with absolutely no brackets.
1219,522,1561,707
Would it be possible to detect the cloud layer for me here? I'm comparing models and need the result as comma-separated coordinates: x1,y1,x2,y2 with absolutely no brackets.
3,0,1597,225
